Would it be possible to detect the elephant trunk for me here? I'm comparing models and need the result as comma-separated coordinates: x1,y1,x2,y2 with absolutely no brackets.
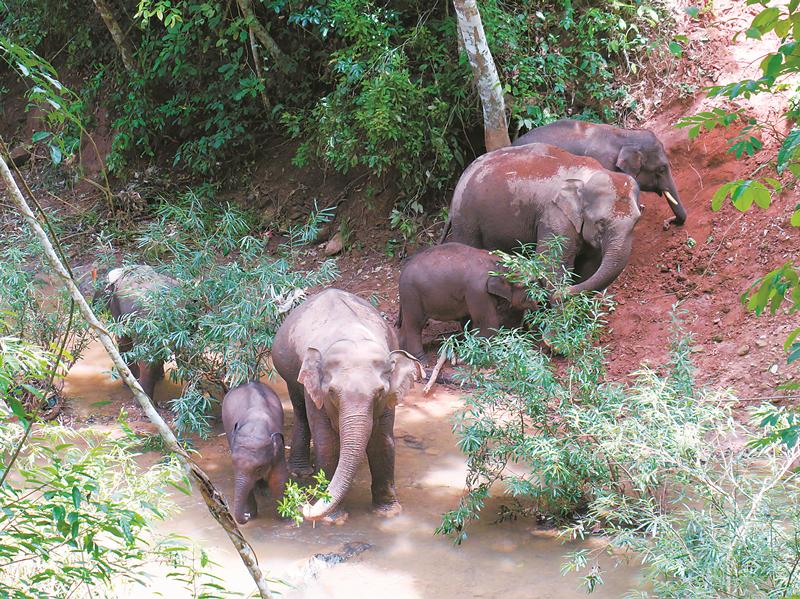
303,406,373,521
662,175,686,225
569,234,633,295
233,472,256,524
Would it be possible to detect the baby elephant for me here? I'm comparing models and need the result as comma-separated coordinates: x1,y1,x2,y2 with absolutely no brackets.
397,243,537,361
222,382,288,525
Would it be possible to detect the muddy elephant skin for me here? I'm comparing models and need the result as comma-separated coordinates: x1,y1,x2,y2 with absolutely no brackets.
513,119,685,227
271,288,421,522
107,265,177,399
222,381,288,525
397,242,537,360
443,143,642,295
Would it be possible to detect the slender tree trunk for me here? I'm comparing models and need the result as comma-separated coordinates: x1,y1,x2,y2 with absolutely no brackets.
249,26,271,112
236,0,294,75
0,155,274,599
453,0,510,152
92,0,139,76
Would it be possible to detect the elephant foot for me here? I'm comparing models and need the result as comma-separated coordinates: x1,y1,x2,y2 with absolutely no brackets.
319,509,349,526
373,499,402,518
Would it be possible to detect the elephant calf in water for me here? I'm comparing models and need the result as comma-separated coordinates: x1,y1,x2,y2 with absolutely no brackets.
107,265,178,400
222,382,288,525
397,243,537,362
272,288,422,523
513,118,686,229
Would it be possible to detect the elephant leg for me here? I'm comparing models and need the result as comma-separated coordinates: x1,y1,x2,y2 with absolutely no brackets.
305,396,339,481
466,294,501,338
398,303,427,363
267,462,290,517
136,361,162,400
286,381,313,476
367,407,401,517
117,335,139,378
247,488,258,520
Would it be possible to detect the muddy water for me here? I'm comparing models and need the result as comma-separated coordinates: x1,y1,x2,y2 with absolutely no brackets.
65,341,640,598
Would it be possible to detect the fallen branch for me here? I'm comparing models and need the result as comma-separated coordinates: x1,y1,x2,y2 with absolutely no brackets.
424,351,449,395
0,154,275,599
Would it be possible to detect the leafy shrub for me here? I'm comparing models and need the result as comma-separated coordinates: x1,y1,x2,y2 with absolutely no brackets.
118,189,337,436
437,247,800,596
0,329,237,598
0,223,97,382
3,1,674,213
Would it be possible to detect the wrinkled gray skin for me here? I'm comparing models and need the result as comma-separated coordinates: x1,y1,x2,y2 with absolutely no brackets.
222,382,288,525
397,243,538,361
272,288,422,522
107,265,177,400
513,119,685,228
443,144,642,295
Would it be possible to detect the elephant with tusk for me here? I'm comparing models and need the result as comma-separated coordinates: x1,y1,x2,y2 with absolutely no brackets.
512,118,686,229
271,288,422,523
441,143,642,295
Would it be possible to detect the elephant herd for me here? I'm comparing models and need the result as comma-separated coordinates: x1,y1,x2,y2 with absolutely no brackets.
103,119,685,525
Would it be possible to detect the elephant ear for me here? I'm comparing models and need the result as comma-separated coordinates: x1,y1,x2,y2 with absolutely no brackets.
553,178,585,234
486,275,513,302
616,146,643,177
387,350,423,408
298,347,325,410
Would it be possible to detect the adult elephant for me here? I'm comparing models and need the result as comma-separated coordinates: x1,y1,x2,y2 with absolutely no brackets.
443,143,641,295
513,119,686,228
107,265,178,399
272,288,421,522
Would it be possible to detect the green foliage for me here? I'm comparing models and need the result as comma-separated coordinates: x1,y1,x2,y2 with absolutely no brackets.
0,332,235,598
0,224,96,378
277,471,332,526
3,1,674,214
120,190,337,437
561,399,800,598
0,37,83,167
679,1,800,394
436,242,613,543
433,247,800,595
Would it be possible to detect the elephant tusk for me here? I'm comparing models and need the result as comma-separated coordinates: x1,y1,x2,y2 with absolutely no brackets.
665,191,678,206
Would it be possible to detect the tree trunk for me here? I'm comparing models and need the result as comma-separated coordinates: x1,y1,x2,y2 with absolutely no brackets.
453,0,510,152
92,0,139,76
0,154,274,599
236,0,294,75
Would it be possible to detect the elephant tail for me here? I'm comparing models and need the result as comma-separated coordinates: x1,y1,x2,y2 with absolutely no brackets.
437,216,452,244
395,305,403,328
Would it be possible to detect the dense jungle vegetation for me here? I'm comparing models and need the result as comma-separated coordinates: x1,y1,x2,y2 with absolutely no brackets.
1,0,800,597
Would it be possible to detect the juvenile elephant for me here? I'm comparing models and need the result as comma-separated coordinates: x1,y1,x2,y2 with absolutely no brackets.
107,265,178,399
271,288,422,522
443,143,642,295
513,119,685,228
222,382,288,525
397,243,537,361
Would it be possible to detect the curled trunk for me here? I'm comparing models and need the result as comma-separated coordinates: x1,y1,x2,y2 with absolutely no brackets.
569,235,633,295
303,409,373,520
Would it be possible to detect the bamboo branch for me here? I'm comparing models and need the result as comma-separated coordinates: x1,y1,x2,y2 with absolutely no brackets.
0,155,274,599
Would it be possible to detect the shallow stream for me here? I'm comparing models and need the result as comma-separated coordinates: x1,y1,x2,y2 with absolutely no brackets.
64,342,639,598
